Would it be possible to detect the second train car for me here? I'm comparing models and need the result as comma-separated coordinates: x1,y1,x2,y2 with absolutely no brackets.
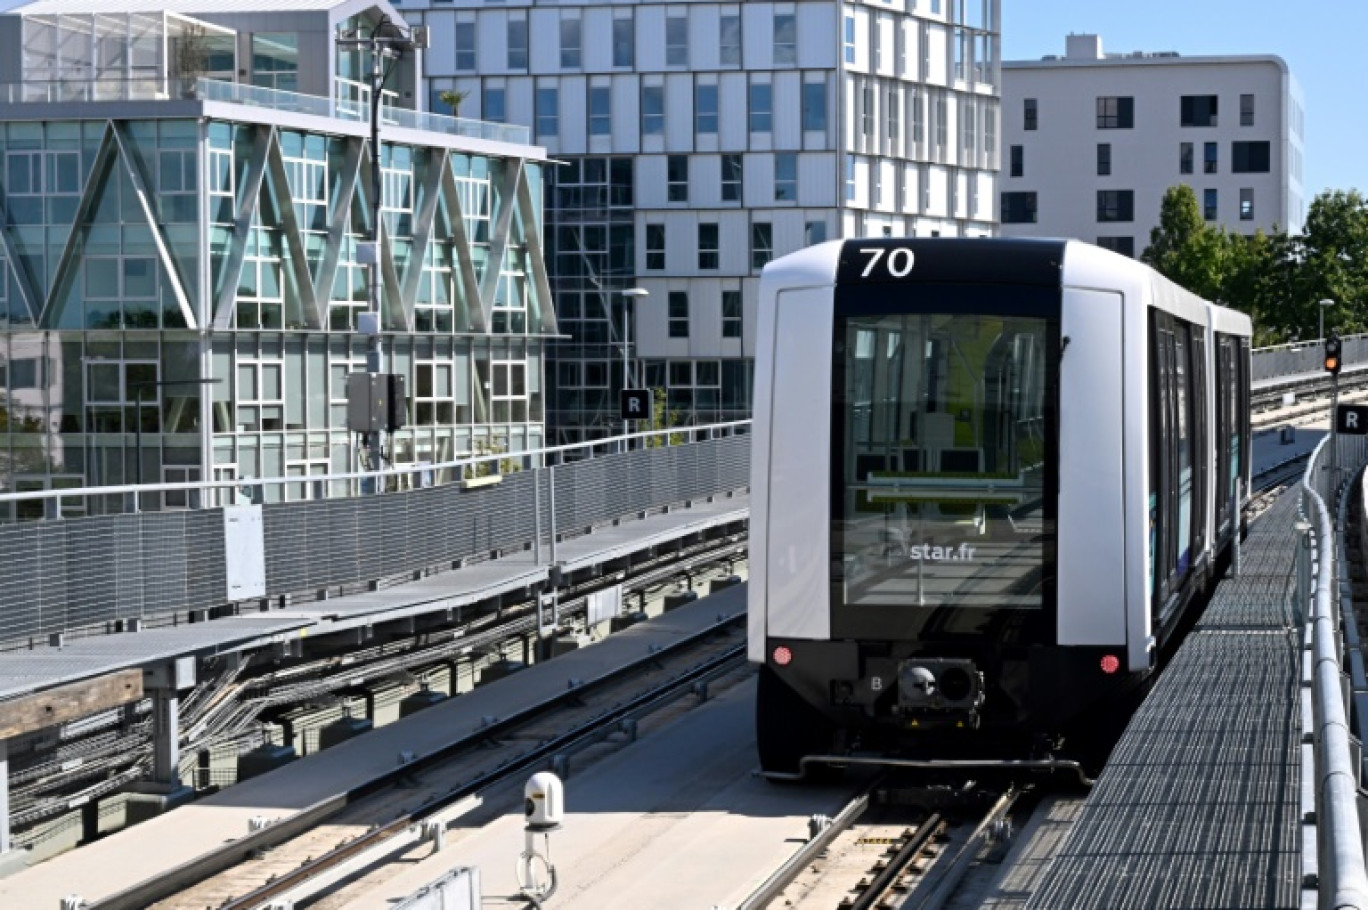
749,238,1251,777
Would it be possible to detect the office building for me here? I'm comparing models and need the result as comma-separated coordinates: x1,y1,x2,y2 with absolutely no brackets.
1000,34,1304,256
400,0,1002,441
0,0,552,516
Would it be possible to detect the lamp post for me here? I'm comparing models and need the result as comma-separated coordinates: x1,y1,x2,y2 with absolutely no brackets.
619,287,650,447
130,377,221,488
335,17,425,476
1319,298,1334,342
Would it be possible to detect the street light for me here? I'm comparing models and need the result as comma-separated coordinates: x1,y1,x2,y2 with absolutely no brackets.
620,287,650,446
1319,298,1334,341
130,378,220,488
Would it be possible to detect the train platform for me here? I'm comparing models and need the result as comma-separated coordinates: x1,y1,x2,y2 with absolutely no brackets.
1026,488,1304,909
0,584,747,908
0,492,747,703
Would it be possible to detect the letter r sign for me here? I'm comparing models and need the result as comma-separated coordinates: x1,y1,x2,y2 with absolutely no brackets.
620,389,652,420
1336,403,1368,435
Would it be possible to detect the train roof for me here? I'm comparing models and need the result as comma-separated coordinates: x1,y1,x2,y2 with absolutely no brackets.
760,238,1252,338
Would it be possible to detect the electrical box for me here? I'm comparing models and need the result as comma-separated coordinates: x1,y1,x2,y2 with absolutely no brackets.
346,373,386,433
386,373,407,431
524,772,564,830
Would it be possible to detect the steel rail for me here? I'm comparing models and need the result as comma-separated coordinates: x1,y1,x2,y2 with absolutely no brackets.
847,813,948,910
85,610,746,910
901,788,1020,910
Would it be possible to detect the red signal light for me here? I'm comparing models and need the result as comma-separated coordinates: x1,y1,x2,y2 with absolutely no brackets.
772,645,793,667
1100,654,1121,674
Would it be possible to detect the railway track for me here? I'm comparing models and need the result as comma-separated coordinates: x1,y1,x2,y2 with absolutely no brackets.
84,610,748,910
739,782,1026,910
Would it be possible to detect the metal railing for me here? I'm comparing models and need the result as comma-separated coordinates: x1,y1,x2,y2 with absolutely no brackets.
1255,333,1368,383
1299,432,1368,908
0,422,750,649
0,78,532,146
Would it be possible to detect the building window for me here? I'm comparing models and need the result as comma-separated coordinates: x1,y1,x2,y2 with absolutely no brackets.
1009,144,1023,177
722,154,743,202
613,17,634,67
1024,97,1037,131
1097,143,1111,176
698,223,719,269
666,14,688,66
1232,141,1271,173
1203,142,1218,174
646,224,665,270
642,86,664,135
750,82,773,133
1203,188,1218,221
483,87,506,122
252,33,298,92
934,94,947,149
667,155,688,202
589,87,611,135
668,291,689,338
774,13,796,65
911,90,924,143
720,13,741,66
805,220,827,245
454,22,476,71
535,87,558,137
803,81,827,131
697,84,719,134
1240,93,1254,127
1180,142,1194,175
888,89,901,139
722,290,742,338
1240,188,1254,221
1096,96,1134,129
751,222,773,269
508,18,528,70
844,15,856,64
861,85,874,136
236,359,285,431
775,152,797,201
1097,236,1135,257
845,155,856,201
1001,191,1037,224
1180,95,1218,127
489,360,528,424
1097,189,1134,222
560,17,582,68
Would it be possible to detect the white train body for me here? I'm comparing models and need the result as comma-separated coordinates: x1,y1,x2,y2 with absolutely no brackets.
749,239,1251,774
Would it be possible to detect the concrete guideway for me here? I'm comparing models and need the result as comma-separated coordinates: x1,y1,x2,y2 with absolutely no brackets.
0,587,754,908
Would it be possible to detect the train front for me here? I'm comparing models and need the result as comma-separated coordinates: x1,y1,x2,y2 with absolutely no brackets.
753,239,1133,774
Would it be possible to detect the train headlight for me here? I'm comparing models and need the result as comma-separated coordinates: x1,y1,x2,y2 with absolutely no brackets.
1100,654,1121,674
772,645,793,667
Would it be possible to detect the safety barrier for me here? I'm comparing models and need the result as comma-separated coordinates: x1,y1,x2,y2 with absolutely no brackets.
0,423,751,649
1256,333,1368,383
1300,432,1368,908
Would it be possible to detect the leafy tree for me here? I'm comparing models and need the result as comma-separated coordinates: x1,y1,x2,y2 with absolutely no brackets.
646,387,685,447
1142,185,1230,302
1296,190,1368,337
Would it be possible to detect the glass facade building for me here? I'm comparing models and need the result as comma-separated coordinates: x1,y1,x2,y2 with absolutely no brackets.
0,1,553,516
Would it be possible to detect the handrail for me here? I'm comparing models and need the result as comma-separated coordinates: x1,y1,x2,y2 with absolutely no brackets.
1300,435,1368,909
0,420,752,509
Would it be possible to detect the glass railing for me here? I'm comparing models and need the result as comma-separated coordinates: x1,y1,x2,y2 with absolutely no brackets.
0,78,532,146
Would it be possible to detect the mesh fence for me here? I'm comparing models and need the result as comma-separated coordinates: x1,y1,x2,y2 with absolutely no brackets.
0,436,749,647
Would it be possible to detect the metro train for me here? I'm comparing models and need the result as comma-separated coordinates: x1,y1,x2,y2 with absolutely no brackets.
748,238,1251,777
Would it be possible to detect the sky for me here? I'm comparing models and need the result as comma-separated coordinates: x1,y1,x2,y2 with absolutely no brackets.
1003,0,1366,199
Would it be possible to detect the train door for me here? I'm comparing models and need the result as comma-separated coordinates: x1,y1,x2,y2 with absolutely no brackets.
1149,312,1199,624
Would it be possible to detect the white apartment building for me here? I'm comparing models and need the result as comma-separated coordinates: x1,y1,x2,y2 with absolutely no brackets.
397,0,1001,441
1000,34,1304,258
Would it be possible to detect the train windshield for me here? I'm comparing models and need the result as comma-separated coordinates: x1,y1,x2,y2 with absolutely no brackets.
832,311,1053,612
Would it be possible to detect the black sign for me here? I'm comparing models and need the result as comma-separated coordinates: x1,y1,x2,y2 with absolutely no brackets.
620,389,652,420
1336,403,1368,435
834,238,1064,287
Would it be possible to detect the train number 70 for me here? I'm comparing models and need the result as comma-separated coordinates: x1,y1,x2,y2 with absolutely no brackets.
859,246,916,278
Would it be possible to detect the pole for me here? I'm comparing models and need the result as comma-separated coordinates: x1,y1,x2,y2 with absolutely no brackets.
621,295,631,452
366,29,385,483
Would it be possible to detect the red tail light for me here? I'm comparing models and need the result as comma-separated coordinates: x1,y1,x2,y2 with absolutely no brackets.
772,645,793,666
1100,654,1121,674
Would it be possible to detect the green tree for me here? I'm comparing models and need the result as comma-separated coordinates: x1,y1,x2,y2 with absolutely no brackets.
1142,185,1230,302
1297,190,1368,337
646,388,685,447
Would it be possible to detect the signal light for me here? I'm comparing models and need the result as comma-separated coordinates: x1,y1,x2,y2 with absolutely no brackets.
772,645,793,667
1100,654,1121,674
1326,334,1343,376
